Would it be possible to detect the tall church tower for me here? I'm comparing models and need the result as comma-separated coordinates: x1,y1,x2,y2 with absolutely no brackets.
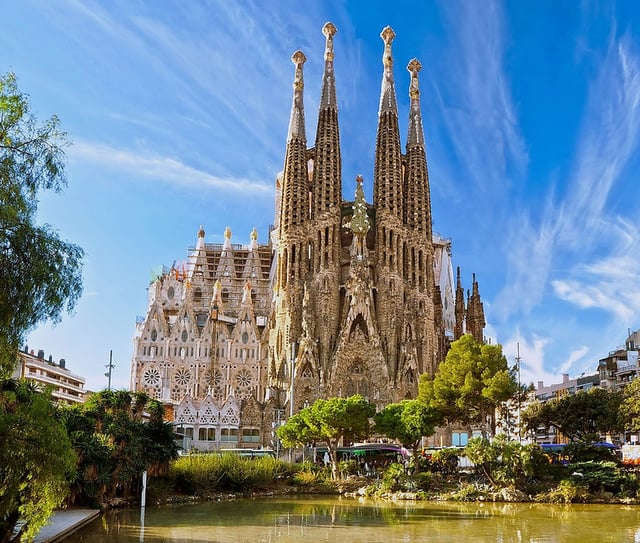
269,50,309,404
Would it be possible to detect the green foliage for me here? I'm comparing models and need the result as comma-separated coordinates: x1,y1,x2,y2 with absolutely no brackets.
277,395,376,480
522,388,623,442
534,479,589,504
569,461,638,495
0,378,76,543
430,448,460,475
61,389,180,506
0,72,83,376
380,462,409,493
170,453,294,496
620,379,640,432
339,459,359,477
374,400,440,453
464,435,545,489
419,335,516,435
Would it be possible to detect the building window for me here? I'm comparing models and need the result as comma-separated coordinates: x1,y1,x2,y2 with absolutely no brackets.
198,427,216,441
242,428,260,443
221,428,239,442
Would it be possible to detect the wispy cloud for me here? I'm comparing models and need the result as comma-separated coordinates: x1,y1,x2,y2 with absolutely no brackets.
70,141,272,194
495,30,640,323
437,0,528,195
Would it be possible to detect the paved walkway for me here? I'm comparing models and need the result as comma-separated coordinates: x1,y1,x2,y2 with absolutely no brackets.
33,509,100,543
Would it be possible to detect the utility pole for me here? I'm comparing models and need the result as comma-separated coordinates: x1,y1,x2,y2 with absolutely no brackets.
105,350,115,390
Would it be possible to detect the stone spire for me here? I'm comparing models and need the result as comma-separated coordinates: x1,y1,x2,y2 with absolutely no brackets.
454,267,465,340
466,273,486,344
287,51,307,142
406,59,425,148
374,26,403,217
404,58,432,241
280,50,309,231
378,26,398,115
312,22,342,220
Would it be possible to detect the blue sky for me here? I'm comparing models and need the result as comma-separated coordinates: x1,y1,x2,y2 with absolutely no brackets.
4,1,640,392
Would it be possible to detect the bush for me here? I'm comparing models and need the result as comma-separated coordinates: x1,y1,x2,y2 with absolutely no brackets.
569,461,638,495
412,471,432,491
380,462,409,492
430,449,460,475
535,479,589,503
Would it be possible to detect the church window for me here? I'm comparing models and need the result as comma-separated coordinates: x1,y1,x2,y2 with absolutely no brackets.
143,368,161,386
181,330,188,342
151,329,157,342
143,346,147,356
175,368,191,386
242,332,249,344
302,366,313,378
193,288,202,303
167,287,175,300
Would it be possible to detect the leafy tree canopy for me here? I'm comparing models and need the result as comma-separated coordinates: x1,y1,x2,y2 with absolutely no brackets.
277,395,376,479
0,72,83,374
522,387,623,443
0,379,76,543
374,399,440,453
620,379,640,432
418,335,517,434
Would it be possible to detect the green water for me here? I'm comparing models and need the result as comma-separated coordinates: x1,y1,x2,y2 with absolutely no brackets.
68,496,640,542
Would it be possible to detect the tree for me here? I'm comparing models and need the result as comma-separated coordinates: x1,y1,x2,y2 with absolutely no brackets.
419,335,517,436
61,389,180,506
277,395,376,480
0,379,76,543
0,72,83,375
619,378,640,433
522,387,623,443
374,400,440,454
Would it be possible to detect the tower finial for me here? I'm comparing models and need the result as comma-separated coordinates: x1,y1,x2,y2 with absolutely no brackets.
322,22,337,61
378,26,398,115
407,58,422,99
381,26,396,67
287,50,307,141
319,23,338,110
406,58,425,148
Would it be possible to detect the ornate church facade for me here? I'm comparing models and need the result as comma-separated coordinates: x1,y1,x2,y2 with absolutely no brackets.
130,23,484,451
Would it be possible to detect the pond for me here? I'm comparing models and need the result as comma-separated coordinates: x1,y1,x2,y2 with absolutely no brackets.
68,496,640,542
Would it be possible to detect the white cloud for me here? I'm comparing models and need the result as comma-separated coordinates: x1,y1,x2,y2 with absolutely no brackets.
70,141,272,194
438,0,528,194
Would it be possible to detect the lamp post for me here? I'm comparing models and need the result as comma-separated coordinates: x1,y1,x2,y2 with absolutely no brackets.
105,350,115,390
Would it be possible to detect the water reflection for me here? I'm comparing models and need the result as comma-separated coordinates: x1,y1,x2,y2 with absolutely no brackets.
68,496,640,542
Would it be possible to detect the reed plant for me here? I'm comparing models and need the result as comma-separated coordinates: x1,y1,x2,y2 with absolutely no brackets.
170,453,294,496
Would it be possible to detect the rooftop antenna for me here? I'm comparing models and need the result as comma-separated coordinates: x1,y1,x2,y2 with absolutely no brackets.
105,350,115,390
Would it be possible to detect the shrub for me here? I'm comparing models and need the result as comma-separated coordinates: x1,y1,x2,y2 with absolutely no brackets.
380,462,409,492
569,461,638,495
535,479,589,503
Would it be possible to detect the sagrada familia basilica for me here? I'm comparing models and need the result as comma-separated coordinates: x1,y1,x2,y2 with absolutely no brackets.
130,23,485,450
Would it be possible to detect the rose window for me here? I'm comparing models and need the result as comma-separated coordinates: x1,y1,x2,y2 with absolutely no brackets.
175,368,191,386
235,369,253,388
143,368,161,386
